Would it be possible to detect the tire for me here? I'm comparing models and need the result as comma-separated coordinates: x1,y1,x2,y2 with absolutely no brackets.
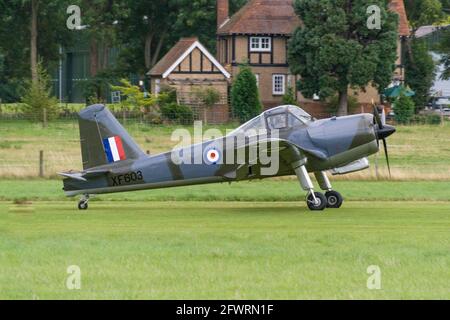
78,201,88,210
325,191,343,208
306,192,327,211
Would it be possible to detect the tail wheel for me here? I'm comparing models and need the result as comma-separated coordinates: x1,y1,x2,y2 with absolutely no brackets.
325,191,343,208
306,192,327,211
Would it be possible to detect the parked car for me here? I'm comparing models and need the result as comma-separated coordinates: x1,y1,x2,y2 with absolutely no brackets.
431,97,450,109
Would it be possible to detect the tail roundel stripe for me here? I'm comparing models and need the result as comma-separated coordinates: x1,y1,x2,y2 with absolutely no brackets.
114,136,126,161
103,136,127,163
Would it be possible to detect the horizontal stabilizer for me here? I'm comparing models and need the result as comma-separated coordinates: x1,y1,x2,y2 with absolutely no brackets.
59,169,111,181
58,172,87,181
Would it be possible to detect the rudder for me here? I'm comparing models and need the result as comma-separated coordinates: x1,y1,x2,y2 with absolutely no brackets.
78,104,145,170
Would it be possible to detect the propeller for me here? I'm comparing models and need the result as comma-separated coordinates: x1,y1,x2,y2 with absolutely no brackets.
372,101,395,178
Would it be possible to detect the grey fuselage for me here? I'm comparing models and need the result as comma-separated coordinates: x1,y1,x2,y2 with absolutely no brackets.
63,111,378,197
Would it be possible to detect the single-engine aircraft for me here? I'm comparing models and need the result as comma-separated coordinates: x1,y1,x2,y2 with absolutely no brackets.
60,104,395,211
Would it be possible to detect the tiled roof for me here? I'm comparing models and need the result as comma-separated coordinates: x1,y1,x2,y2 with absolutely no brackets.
217,0,301,35
389,0,410,36
218,0,410,37
148,38,198,76
148,37,231,78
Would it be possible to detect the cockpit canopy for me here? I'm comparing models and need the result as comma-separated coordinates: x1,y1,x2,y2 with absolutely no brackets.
229,105,312,136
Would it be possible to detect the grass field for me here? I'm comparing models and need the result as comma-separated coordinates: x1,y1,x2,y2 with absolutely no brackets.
0,180,450,299
1,200,450,299
1,119,450,179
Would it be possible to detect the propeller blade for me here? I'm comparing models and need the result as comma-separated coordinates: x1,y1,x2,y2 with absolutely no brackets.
382,138,391,178
373,105,383,130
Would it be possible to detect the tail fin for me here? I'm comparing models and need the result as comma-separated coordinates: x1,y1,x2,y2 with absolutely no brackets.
78,104,145,170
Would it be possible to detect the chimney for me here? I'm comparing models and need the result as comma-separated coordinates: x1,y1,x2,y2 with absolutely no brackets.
217,0,229,29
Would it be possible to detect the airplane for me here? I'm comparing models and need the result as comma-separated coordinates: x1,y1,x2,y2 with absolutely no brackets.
60,104,395,211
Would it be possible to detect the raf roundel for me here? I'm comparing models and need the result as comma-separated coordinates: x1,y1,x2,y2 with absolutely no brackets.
205,148,221,165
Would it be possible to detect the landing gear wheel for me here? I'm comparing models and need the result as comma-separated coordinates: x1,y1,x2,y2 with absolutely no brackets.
325,191,343,208
78,200,88,210
306,192,327,211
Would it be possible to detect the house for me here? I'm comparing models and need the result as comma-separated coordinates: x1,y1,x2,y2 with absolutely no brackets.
148,37,231,123
149,0,410,121
216,0,301,108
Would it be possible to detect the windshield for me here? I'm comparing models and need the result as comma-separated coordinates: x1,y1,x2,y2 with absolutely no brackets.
287,106,312,123
228,115,267,136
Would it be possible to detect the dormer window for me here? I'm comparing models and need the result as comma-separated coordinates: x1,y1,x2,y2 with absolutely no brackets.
250,37,271,52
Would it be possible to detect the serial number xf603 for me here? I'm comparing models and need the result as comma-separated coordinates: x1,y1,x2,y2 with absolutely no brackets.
110,171,143,186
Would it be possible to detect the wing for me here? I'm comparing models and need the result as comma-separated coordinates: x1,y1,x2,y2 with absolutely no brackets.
221,138,323,180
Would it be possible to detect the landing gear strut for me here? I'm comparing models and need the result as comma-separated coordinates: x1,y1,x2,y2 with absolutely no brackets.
78,194,89,210
315,172,344,208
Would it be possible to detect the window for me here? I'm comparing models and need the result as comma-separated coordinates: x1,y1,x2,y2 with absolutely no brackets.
155,79,161,95
267,114,287,130
272,74,285,95
111,91,121,104
250,37,271,52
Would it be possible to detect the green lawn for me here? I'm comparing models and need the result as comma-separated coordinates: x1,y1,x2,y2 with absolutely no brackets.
0,119,450,179
1,200,450,299
0,179,449,202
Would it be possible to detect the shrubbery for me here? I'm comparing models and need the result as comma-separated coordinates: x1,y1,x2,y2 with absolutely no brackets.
410,114,442,125
160,102,193,125
231,65,261,123
282,86,298,106
394,94,415,124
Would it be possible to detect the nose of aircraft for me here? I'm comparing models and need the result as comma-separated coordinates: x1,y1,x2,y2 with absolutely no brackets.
372,106,396,177
375,124,396,140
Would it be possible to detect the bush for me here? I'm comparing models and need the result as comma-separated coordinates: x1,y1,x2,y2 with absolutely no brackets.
394,94,415,124
160,103,194,125
408,114,442,125
158,84,177,106
231,65,262,123
282,86,298,105
21,63,59,123
111,79,157,113
425,114,442,125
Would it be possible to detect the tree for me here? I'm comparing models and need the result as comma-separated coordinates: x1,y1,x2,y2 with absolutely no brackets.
404,39,436,110
30,0,38,84
405,0,444,30
288,0,398,116
0,0,75,101
115,0,247,75
394,93,415,124
231,65,262,123
21,62,59,124
194,87,221,125
111,78,157,113
440,29,450,80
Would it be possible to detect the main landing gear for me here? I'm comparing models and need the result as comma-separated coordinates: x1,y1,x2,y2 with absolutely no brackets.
78,194,89,210
293,162,344,211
